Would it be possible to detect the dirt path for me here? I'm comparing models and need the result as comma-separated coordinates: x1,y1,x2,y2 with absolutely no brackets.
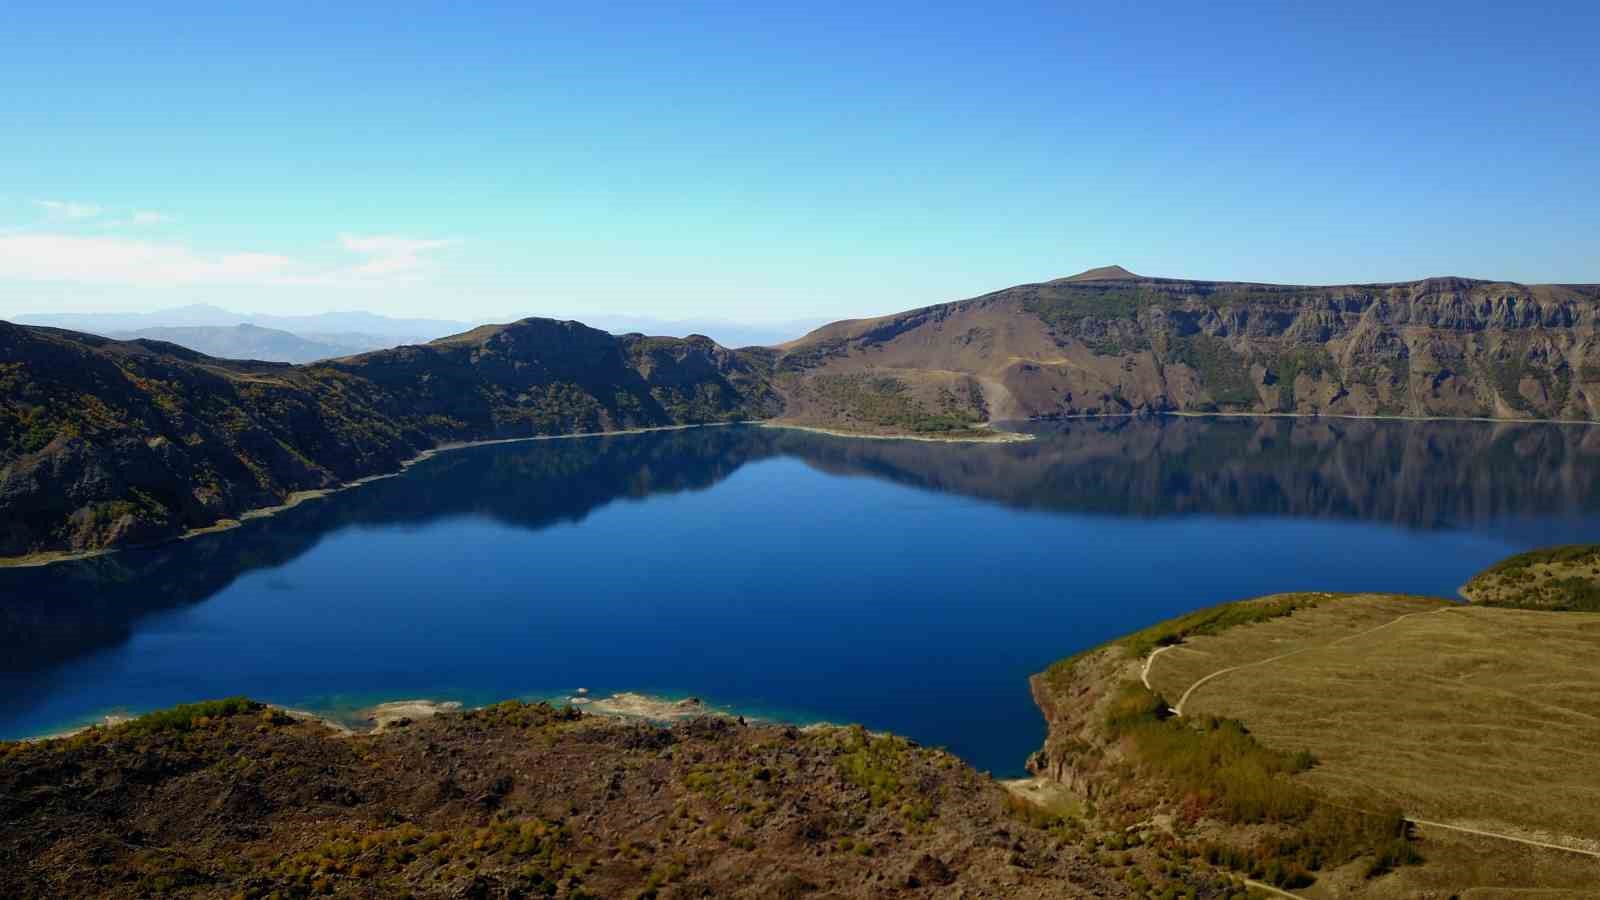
1243,880,1308,899
1169,605,1454,716
1408,817,1600,860
1140,644,1178,692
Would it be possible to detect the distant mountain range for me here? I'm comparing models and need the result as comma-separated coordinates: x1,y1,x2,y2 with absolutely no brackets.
104,325,386,363
16,303,466,343
7,266,1600,559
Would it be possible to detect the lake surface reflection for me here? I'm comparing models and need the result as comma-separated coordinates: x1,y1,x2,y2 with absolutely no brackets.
6,416,1600,774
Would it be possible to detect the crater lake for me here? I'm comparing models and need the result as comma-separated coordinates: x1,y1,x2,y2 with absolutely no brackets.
6,416,1600,775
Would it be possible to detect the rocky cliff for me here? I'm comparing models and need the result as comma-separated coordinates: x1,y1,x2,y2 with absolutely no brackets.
773,268,1600,428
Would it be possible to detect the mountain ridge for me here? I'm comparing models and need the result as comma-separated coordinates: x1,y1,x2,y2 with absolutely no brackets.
8,268,1600,559
768,271,1600,430
0,317,778,559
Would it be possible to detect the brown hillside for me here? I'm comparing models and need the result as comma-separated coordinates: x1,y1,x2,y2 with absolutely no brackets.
0,700,1244,898
772,273,1600,430
0,320,779,559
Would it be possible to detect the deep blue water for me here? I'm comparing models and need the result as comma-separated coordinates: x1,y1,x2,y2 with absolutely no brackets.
5,416,1600,775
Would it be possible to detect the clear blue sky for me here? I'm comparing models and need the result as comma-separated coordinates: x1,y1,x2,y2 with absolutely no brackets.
3,1,1597,324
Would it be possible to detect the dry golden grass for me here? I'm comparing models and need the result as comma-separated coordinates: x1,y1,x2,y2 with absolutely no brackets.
1308,825,1600,898
1146,595,1600,853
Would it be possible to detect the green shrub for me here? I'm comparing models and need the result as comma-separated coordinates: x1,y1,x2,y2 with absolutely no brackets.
1116,594,1323,660
1112,682,1420,883
835,727,907,806
1169,335,1257,408
121,697,260,737
1106,684,1313,825
1365,835,1423,876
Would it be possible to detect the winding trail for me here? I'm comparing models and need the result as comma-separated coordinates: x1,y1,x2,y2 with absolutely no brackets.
1169,605,1456,716
1406,818,1600,860
1243,880,1308,899
1139,644,1176,692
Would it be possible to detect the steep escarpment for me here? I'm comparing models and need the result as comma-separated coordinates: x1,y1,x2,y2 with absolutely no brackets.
0,319,778,559
774,270,1600,428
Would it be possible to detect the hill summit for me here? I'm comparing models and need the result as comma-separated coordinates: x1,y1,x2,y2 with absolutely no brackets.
1057,264,1141,282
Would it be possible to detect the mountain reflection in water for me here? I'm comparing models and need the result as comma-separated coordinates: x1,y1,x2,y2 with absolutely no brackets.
5,416,1600,772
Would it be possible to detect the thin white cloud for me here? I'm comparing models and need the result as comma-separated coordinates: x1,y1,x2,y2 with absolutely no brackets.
0,232,457,287
338,234,457,256
34,199,103,220
334,233,460,282
0,234,294,285
127,211,172,226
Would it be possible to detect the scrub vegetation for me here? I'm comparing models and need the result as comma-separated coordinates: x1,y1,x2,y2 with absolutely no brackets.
1,701,1255,897
1461,543,1600,609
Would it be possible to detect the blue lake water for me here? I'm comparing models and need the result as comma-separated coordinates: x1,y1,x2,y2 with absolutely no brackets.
4,416,1600,775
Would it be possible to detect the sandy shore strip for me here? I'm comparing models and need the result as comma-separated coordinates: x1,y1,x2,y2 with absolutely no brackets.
1,416,1039,569
759,421,1033,443
570,691,738,721
15,404,1582,570
20,692,903,747
1161,409,1600,426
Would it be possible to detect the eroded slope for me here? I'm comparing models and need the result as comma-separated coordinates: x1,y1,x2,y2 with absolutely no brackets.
774,269,1600,428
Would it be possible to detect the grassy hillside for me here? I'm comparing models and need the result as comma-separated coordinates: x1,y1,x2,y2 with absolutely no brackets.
0,319,779,560
1031,582,1600,896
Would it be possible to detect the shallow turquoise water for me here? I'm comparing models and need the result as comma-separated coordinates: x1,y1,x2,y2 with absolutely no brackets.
4,417,1598,775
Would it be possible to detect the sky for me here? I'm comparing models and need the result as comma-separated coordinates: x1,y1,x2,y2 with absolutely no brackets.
3,1,1598,325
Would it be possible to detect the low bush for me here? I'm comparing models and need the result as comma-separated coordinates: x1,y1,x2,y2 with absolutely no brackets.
1110,681,1420,885
121,697,261,737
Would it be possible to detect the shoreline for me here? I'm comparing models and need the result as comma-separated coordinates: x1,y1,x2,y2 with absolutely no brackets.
759,420,1033,443
1159,409,1600,426
0,422,741,570
9,405,1598,570
1025,408,1600,427
18,690,766,745
0,418,1028,570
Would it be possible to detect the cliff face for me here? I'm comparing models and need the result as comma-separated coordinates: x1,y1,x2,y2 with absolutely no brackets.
774,272,1600,427
0,320,779,558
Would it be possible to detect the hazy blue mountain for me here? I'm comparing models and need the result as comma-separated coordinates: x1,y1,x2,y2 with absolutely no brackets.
15,304,470,343
14,304,821,349
107,324,382,363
